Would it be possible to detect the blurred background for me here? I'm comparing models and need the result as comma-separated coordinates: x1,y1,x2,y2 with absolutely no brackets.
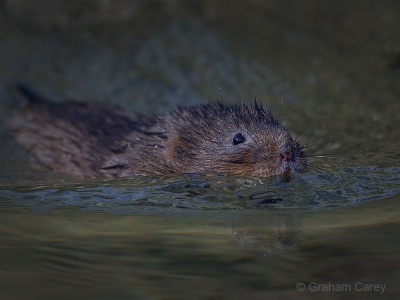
1,0,399,113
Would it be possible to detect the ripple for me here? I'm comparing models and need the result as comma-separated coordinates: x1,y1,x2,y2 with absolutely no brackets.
0,165,399,214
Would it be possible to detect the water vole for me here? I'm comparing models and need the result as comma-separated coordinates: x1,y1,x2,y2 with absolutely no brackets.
10,86,307,181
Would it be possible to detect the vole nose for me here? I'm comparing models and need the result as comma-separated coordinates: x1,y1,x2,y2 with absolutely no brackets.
280,151,293,182
279,151,291,163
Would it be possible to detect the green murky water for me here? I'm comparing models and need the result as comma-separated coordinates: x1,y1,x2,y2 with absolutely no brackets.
0,1,399,299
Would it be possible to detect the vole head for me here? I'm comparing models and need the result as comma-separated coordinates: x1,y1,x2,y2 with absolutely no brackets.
166,103,307,181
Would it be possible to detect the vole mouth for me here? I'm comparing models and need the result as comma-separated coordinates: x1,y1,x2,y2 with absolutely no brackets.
279,151,295,182
279,149,307,182
283,167,292,183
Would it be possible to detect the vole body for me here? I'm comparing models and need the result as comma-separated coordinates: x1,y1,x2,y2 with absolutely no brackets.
11,87,307,180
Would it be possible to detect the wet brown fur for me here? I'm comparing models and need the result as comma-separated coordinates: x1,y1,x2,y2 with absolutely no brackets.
10,87,307,179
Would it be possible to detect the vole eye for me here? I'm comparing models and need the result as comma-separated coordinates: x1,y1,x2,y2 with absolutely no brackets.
232,133,246,145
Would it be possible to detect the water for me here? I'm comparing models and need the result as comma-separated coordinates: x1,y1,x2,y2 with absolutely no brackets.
1,1,399,299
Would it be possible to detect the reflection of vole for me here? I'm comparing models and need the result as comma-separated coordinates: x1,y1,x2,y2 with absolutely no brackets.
232,214,304,256
10,86,307,180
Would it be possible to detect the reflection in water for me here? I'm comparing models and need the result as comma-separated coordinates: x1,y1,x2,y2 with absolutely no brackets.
232,213,303,256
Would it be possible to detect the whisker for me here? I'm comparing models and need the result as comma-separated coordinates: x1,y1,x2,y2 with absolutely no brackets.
306,154,354,164
295,128,311,144
284,102,300,121
302,130,345,148
306,154,345,158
